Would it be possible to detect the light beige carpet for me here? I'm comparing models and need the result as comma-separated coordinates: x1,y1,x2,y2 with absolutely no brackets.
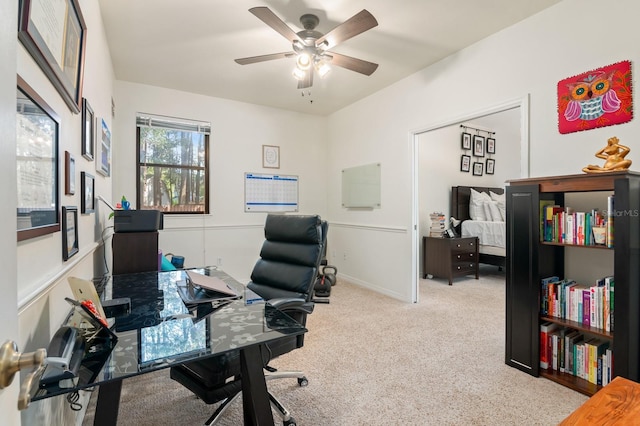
83,266,588,425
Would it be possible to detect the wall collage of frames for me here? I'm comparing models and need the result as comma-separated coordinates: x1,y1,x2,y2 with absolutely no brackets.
459,125,495,176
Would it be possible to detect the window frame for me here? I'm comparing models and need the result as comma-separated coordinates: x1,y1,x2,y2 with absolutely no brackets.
135,118,210,214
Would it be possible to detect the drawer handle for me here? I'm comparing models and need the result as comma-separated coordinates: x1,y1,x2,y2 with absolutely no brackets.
457,266,461,270
469,242,474,246
457,254,461,259
470,253,474,257
456,244,461,248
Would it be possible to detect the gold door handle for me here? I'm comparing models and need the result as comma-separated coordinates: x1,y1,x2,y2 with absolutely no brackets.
0,340,47,410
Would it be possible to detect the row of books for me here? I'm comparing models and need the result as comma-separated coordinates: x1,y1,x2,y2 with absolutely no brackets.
541,276,614,332
539,196,614,247
540,322,613,386
429,212,446,237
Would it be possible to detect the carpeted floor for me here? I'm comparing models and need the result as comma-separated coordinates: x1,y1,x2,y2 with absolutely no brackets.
82,266,588,425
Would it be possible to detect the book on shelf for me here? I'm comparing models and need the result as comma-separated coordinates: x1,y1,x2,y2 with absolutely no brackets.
540,275,614,331
607,195,614,248
539,203,609,246
540,321,559,369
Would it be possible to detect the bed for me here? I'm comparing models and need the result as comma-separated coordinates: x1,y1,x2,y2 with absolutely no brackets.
450,186,506,268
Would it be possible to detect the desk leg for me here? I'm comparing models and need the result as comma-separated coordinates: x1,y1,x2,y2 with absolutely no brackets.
240,345,274,426
93,379,122,426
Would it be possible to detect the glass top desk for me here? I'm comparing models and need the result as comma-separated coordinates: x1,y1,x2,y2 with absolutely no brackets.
33,267,307,426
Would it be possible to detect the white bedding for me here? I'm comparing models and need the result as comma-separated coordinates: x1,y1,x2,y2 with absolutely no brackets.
461,220,506,249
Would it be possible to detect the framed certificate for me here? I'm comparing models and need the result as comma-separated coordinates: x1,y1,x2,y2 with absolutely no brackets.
18,0,87,113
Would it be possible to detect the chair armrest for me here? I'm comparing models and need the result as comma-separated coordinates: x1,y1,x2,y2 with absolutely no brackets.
268,298,315,315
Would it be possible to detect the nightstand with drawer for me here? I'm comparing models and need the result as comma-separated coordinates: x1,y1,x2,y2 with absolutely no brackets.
422,236,479,285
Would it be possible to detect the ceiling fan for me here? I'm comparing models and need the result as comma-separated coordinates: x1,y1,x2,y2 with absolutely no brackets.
235,7,379,89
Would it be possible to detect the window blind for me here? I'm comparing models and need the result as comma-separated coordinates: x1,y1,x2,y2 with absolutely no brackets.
136,113,211,134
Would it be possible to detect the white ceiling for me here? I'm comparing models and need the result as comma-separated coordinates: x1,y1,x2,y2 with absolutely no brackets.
98,0,562,116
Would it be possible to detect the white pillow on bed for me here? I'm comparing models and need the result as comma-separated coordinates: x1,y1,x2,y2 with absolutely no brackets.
469,188,491,221
487,200,503,222
490,191,506,221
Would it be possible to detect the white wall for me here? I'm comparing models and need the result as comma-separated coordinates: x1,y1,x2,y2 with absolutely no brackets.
15,0,116,424
327,0,640,301
111,82,328,282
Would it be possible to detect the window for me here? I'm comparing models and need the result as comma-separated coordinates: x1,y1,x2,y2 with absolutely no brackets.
136,114,210,213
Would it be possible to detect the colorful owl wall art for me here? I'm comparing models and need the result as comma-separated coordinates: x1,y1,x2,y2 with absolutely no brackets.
557,60,633,134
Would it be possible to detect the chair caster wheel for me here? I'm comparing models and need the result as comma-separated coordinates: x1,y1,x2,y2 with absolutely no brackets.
283,417,296,426
297,377,308,387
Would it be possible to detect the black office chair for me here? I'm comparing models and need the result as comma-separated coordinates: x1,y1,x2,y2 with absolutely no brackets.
170,214,326,426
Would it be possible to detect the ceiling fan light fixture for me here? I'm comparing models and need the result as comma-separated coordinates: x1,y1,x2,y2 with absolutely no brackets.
292,67,306,81
316,62,331,78
296,53,311,70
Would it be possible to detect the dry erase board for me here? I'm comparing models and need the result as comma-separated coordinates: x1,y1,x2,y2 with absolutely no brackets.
244,173,299,212
341,163,381,208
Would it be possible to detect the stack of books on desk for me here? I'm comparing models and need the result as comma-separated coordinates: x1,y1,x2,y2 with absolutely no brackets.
429,212,446,237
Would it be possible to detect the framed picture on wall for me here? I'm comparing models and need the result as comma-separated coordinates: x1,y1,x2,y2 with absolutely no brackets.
486,137,496,154
81,171,95,213
473,135,485,157
62,206,79,261
82,98,94,160
486,158,495,175
473,162,484,176
262,145,280,168
460,155,470,172
65,151,75,195
17,76,60,242
461,132,472,150
97,118,111,176
18,0,87,113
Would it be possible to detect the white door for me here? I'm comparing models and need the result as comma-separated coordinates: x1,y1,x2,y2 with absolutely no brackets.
0,0,21,422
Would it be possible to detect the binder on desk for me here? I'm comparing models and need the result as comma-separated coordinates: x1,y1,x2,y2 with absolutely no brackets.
177,271,240,306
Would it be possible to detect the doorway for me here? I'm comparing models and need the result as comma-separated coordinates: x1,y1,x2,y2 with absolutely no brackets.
410,96,531,302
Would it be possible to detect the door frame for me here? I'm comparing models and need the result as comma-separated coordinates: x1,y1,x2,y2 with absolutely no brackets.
410,95,531,302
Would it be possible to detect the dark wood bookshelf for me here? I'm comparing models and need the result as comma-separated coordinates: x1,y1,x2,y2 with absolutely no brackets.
505,172,640,397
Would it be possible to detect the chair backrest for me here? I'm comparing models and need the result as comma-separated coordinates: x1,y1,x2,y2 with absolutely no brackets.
248,214,326,302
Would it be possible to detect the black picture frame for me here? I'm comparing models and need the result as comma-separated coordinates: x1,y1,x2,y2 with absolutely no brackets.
486,137,496,154
65,151,75,195
461,132,472,150
17,75,60,242
81,172,95,214
473,135,485,157
460,155,471,172
486,158,495,175
82,98,94,160
62,206,79,261
18,0,87,113
473,162,484,176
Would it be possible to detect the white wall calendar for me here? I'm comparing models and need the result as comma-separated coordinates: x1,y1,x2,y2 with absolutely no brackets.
244,173,299,212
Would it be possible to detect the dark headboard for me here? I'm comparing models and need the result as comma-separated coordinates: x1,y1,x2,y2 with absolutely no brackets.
451,186,504,226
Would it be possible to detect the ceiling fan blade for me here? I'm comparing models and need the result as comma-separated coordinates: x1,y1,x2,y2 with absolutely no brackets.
315,9,378,50
328,52,378,76
249,7,304,44
297,69,314,89
235,52,295,65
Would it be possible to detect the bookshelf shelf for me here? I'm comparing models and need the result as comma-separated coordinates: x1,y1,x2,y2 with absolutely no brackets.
540,242,611,250
505,172,640,397
540,316,613,339
540,368,600,395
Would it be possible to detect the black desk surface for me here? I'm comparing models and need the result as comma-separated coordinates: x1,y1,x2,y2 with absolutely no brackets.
34,267,306,401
